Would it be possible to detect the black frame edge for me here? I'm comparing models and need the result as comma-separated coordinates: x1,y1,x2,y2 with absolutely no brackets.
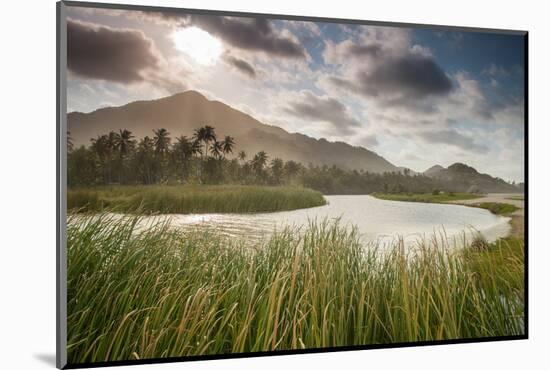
65,335,528,369
523,32,530,338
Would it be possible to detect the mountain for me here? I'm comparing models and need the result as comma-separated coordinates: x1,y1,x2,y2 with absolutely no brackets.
423,164,445,177
68,90,398,173
424,163,518,193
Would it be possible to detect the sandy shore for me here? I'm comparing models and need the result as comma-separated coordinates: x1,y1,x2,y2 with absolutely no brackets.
449,193,524,238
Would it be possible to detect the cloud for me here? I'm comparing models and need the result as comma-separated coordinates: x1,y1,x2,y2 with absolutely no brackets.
482,63,510,77
67,19,159,83
283,91,361,135
366,54,451,97
358,134,379,148
324,38,452,101
185,15,306,59
348,44,382,57
418,128,488,153
67,19,187,94
223,54,257,78
446,71,517,122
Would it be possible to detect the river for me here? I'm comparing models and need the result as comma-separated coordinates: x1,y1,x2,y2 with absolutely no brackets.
155,195,511,247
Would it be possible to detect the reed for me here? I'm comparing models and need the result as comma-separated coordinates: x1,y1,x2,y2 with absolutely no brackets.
67,185,326,214
66,215,524,364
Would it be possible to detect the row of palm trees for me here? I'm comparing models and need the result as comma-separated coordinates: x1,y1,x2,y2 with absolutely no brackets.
68,125,285,185
68,125,456,194
85,126,235,163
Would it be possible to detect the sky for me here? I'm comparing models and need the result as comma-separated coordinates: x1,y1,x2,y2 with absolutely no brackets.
65,5,526,182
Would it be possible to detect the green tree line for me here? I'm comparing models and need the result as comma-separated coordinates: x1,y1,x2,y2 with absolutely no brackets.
68,126,468,194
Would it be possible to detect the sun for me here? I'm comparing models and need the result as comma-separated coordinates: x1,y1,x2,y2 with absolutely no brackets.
171,27,223,66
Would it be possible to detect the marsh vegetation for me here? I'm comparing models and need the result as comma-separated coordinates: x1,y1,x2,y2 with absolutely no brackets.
67,215,524,363
372,192,482,204
68,185,326,214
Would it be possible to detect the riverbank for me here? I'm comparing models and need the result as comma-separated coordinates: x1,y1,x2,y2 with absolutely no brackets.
372,192,524,239
371,192,525,287
67,185,327,214
67,215,524,363
447,193,525,239
371,192,482,203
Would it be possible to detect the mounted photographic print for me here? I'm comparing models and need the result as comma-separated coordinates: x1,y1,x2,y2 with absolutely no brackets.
56,1,528,368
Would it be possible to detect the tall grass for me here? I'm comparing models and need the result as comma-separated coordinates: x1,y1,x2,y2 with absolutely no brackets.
67,185,326,214
473,202,518,215
372,192,481,203
67,215,524,364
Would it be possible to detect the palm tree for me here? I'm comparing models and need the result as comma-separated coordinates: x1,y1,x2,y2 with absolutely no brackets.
270,158,284,185
114,129,135,159
190,139,202,157
203,125,216,153
193,127,206,155
153,128,171,156
90,133,116,184
193,125,217,182
193,125,217,158
107,131,118,154
210,140,223,159
221,136,235,159
136,136,155,184
173,135,197,182
90,135,108,183
252,151,269,182
284,160,301,182
174,135,192,157
237,150,247,163
113,129,135,183
152,128,171,182
106,131,117,183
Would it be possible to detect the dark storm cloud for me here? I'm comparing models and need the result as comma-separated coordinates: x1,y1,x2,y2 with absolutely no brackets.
284,91,361,135
365,54,452,97
419,129,488,153
190,16,306,58
325,35,453,103
67,19,159,83
223,55,257,78
331,53,452,100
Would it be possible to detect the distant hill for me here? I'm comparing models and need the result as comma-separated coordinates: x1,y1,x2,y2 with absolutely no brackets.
423,163,519,193
424,165,445,177
68,90,399,174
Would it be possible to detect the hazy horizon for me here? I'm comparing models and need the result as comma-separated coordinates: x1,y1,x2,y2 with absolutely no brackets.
66,6,525,182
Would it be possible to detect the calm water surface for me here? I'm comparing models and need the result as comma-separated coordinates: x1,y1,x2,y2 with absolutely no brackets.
157,195,510,247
